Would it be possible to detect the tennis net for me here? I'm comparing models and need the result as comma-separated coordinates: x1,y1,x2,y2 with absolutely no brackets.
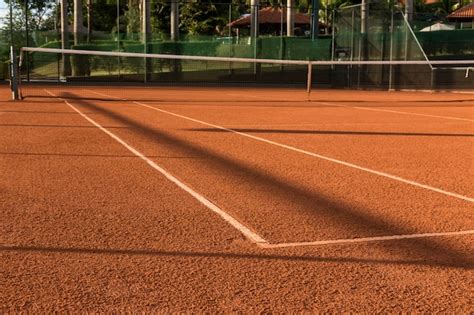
13,47,474,100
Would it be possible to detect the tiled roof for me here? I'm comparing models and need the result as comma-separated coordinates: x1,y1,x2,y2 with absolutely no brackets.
228,7,314,27
448,3,474,19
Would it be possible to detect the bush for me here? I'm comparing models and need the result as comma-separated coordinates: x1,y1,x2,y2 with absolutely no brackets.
0,60,8,80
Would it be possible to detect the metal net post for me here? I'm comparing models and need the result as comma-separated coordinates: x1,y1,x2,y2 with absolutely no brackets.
9,46,20,100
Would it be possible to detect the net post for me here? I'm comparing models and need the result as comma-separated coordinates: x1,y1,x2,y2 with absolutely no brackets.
306,61,312,98
466,67,472,79
430,67,436,91
9,46,19,100
18,48,24,100
388,8,394,91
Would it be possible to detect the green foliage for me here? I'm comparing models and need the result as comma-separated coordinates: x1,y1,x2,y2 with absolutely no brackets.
124,4,140,39
90,0,120,32
416,29,474,58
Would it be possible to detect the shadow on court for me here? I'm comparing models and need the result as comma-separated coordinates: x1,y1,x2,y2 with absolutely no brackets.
1,244,472,269
58,92,473,269
0,151,205,160
0,124,129,129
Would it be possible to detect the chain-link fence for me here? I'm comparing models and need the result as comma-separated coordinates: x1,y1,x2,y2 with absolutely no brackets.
2,1,472,88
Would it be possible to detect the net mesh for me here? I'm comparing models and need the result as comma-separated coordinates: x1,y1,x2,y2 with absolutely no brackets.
16,47,474,100
21,48,310,85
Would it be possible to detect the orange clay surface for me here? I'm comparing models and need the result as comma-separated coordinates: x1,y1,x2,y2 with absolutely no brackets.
1,85,473,312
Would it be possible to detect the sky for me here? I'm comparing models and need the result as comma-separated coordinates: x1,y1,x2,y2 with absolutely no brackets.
0,0,7,28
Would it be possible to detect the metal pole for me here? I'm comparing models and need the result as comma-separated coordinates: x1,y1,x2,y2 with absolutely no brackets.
228,3,232,72
141,0,151,82
117,0,121,77
228,4,232,39
331,10,335,63
117,0,120,44
25,0,30,82
311,0,319,40
56,0,60,81
280,4,283,59
171,0,179,41
10,46,19,100
9,0,13,46
251,0,259,74
60,0,70,78
389,8,394,91
350,10,355,61
287,0,295,37
307,62,312,96
251,0,259,40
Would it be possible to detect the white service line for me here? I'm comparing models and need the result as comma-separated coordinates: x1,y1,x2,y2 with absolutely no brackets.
261,230,474,248
229,92,474,122
227,93,294,102
44,89,269,246
317,101,474,123
84,89,474,203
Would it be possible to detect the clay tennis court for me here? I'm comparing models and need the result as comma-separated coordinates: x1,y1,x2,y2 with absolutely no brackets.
1,85,473,312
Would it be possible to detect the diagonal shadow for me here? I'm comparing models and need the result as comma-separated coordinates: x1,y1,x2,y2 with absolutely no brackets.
0,124,128,129
186,128,474,138
59,92,473,268
0,110,78,114
1,244,471,269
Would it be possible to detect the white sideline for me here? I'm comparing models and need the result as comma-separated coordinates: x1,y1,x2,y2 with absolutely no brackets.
44,89,269,246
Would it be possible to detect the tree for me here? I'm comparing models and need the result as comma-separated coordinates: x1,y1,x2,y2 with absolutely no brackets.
73,0,83,44
1,0,56,49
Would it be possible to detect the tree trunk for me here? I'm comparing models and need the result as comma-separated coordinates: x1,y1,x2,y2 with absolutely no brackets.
405,0,413,23
74,0,83,45
87,0,92,42
361,0,367,35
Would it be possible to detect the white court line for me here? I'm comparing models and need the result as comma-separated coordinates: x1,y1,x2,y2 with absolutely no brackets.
228,93,474,122
317,101,474,123
45,89,269,246
85,89,474,203
227,93,294,102
80,89,474,248
400,89,474,95
262,230,474,248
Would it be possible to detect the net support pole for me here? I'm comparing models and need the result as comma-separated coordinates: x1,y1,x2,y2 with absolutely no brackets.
310,0,319,40
9,46,19,100
466,67,473,78
307,61,312,97
388,8,394,91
